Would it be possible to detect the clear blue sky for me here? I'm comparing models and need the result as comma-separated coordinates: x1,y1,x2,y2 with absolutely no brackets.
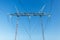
0,0,60,40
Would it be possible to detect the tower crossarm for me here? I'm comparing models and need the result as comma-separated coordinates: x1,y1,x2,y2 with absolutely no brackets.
10,12,50,17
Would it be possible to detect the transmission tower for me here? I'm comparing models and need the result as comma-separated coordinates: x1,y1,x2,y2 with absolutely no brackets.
8,4,50,40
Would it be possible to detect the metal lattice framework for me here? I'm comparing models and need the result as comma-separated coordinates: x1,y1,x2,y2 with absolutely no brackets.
9,12,50,40
8,4,51,40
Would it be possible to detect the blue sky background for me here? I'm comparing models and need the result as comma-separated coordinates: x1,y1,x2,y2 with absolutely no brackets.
0,0,60,40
